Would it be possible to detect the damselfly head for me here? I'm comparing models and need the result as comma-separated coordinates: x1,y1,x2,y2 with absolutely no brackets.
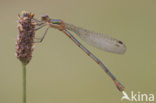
41,15,50,22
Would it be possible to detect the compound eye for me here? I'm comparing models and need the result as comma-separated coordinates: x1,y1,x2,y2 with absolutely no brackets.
41,15,49,21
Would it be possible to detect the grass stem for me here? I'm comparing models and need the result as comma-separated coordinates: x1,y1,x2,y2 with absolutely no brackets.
22,63,27,103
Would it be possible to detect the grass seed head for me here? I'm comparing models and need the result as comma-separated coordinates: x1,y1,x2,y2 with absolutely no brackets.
16,11,35,65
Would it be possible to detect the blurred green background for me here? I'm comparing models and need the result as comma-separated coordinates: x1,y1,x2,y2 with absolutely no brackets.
0,0,155,103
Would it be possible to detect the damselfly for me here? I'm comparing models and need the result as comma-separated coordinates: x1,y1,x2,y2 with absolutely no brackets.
34,15,126,92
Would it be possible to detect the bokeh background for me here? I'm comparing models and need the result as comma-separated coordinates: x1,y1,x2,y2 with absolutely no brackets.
0,0,155,103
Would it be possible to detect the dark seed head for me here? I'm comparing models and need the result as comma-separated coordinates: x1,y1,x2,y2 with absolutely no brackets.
16,11,35,65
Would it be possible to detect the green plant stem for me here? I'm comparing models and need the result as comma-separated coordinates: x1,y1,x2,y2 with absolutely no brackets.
22,63,27,103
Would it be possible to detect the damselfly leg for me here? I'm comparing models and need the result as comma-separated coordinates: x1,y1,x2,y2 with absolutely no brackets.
34,27,49,43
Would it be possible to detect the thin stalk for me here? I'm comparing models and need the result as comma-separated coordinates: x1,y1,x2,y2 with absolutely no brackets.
22,63,27,103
